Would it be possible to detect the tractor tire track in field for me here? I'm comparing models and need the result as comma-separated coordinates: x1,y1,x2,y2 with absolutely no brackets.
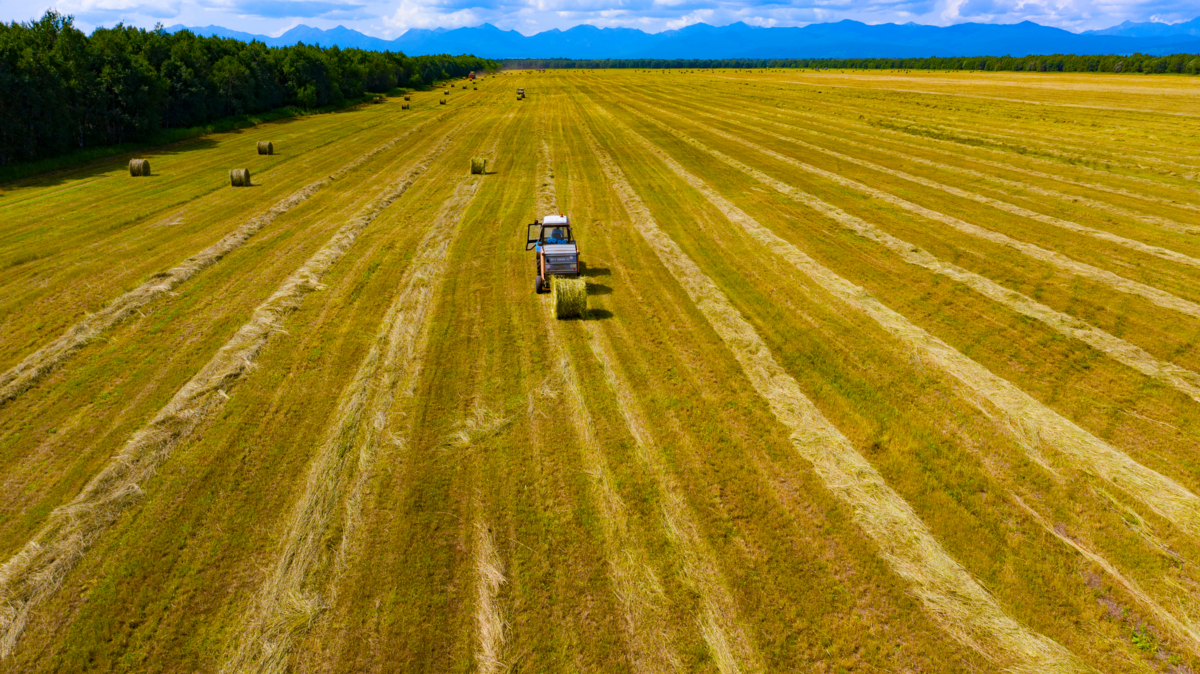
222,170,484,674
650,107,1200,321
539,124,763,674
0,114,452,409
600,106,1200,583
613,105,1200,404
534,132,683,674
576,103,1088,674
0,121,467,660
1010,494,1200,657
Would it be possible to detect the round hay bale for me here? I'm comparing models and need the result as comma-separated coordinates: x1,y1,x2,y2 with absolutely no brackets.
440,99,446,105
128,159,150,176
402,103,410,110
229,168,251,187
470,158,487,175
552,277,587,319
257,141,273,155
404,95,411,101
444,90,450,95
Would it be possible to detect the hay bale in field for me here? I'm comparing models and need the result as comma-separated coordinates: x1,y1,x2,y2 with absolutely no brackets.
552,277,587,319
404,95,411,101
402,103,410,110
470,158,487,175
229,168,251,187
257,141,273,155
444,90,450,95
128,159,150,176
440,99,447,105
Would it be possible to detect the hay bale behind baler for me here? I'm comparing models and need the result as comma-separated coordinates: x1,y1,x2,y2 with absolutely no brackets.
552,277,587,319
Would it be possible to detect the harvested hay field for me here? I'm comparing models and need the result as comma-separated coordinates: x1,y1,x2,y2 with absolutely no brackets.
2,70,1200,674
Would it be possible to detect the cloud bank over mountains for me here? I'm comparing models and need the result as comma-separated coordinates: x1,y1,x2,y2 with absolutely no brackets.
9,0,1200,39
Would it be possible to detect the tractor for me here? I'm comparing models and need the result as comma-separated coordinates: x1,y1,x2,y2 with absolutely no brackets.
526,215,579,294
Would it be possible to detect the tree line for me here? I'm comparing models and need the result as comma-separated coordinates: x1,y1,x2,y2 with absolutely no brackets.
0,11,495,165
505,53,1200,74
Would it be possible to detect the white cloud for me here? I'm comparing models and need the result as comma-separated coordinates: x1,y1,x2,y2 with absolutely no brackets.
3,0,1197,38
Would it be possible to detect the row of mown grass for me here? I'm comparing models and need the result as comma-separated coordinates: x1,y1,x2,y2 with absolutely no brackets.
567,72,1200,670
0,86,475,373
0,88,499,671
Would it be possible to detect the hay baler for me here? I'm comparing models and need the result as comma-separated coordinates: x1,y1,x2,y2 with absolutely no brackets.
527,215,579,294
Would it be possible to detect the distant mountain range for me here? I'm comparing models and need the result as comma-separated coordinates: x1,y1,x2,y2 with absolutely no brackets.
166,18,1200,59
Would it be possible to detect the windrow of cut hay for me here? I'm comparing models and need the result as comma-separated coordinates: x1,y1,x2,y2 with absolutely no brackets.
577,106,1087,673
617,105,1200,404
0,120,469,660
761,94,1200,201
740,113,1200,259
0,114,452,409
654,108,1200,321
531,132,682,673
546,99,785,655
729,107,1200,234
683,89,1200,237
604,106,1200,587
551,277,587,318
222,170,485,674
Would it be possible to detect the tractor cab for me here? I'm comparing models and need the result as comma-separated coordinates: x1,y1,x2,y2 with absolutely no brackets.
526,215,580,294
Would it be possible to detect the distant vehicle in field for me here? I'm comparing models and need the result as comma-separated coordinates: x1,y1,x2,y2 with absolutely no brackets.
526,214,579,294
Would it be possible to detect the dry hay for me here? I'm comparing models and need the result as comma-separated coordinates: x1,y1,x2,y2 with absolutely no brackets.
221,174,484,674
401,103,410,110
614,105,1200,541
229,168,251,187
404,95,411,101
257,141,274,155
0,119,442,410
619,107,1200,404
662,108,1200,319
440,99,447,105
579,113,1086,673
128,159,150,176
0,122,470,660
444,89,450,95
552,277,587,319
470,158,487,175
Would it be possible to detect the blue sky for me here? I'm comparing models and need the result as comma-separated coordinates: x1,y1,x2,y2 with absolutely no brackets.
4,0,1197,37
